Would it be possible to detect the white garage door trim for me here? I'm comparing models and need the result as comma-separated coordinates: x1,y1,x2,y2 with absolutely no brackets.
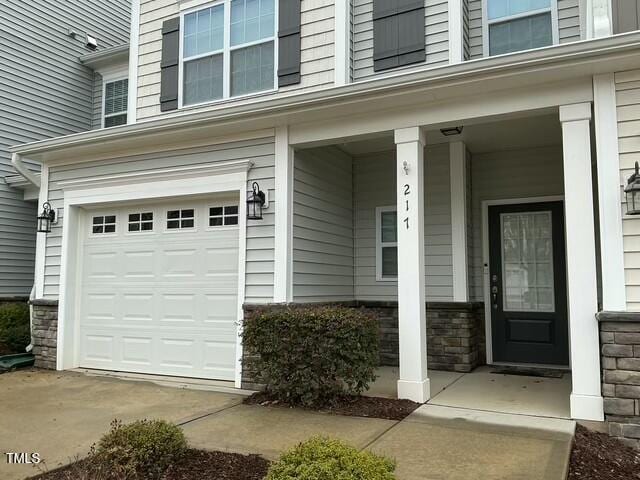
56,161,252,388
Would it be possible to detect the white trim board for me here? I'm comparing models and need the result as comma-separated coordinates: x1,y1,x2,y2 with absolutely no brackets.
481,195,565,366
56,167,250,389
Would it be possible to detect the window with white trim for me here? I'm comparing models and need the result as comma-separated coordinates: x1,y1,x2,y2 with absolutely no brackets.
486,0,554,56
209,205,239,226
128,212,154,232
376,207,398,280
182,0,276,106
104,78,128,127
92,215,116,234
167,209,195,229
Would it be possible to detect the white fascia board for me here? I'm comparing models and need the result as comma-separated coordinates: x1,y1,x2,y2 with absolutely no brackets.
9,33,640,160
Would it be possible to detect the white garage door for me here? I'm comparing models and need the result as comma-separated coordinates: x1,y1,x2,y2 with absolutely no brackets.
78,197,240,381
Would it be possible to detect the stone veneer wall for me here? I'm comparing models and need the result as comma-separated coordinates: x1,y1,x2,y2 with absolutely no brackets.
242,301,485,389
30,299,59,370
598,311,640,449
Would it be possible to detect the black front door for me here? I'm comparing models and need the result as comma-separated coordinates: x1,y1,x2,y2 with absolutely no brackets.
488,202,569,366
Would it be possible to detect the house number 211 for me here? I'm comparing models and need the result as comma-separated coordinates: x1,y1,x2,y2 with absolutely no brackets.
403,184,410,229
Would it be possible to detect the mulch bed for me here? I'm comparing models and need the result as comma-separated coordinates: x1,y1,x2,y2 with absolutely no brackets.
0,342,15,356
244,391,420,421
30,449,270,480
568,425,640,479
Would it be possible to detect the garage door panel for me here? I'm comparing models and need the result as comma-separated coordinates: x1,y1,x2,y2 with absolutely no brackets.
79,199,240,381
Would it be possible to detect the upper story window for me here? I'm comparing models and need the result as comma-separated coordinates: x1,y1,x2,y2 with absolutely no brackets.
485,0,556,56
103,78,128,127
181,0,276,107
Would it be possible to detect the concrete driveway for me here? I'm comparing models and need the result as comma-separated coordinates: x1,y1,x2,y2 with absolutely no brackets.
0,369,574,480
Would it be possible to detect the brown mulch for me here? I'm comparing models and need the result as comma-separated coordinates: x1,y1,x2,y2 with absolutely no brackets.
244,391,420,421
568,424,640,479
0,342,15,356
29,449,270,480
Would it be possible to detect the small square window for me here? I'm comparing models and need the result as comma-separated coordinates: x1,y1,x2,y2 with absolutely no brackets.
128,212,153,232
92,215,117,235
167,209,195,230
209,204,239,227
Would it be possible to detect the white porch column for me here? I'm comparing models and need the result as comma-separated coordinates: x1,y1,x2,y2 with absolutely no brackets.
394,127,430,403
448,0,465,63
560,103,604,421
450,141,469,302
273,126,294,302
586,0,613,38
594,74,626,311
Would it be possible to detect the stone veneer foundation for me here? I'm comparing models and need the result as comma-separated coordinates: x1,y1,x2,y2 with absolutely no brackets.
598,311,640,449
242,301,485,389
30,299,59,370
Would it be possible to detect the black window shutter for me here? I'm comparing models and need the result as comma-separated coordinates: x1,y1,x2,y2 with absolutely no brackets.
373,0,425,72
160,18,180,112
278,0,301,87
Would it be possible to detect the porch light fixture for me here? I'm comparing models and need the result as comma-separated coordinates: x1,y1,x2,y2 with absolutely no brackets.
625,162,640,215
247,182,266,220
37,202,56,233
440,126,463,136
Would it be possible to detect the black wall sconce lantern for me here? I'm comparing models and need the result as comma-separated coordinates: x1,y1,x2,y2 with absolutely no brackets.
37,202,56,233
625,162,640,216
247,182,266,220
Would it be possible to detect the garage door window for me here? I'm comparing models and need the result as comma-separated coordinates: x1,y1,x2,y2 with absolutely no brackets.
92,215,116,234
128,212,154,232
167,209,195,229
209,205,239,226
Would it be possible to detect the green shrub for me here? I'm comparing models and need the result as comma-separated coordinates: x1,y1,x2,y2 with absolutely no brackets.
93,419,187,479
0,303,30,353
242,305,379,407
266,437,396,480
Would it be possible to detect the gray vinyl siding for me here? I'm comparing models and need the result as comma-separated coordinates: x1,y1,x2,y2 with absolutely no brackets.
292,147,354,302
467,0,582,59
558,0,581,43
468,145,564,302
0,0,129,297
352,0,449,82
463,0,471,60
137,0,335,120
92,73,104,130
43,136,275,303
615,69,640,310
354,145,453,302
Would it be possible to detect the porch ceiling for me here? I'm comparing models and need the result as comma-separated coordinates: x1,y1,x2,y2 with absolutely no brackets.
336,113,563,156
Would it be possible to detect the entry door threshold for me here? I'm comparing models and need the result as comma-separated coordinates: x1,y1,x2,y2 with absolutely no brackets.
72,368,255,396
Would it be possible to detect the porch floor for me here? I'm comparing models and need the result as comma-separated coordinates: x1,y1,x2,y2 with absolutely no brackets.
368,366,572,419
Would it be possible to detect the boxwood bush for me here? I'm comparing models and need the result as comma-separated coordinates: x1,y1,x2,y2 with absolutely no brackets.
266,437,396,480
0,302,30,354
93,419,187,479
242,305,379,407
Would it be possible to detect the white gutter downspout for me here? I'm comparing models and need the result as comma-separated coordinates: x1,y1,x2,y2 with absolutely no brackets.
11,153,41,353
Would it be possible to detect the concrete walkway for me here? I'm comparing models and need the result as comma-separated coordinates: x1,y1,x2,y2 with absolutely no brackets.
0,370,574,480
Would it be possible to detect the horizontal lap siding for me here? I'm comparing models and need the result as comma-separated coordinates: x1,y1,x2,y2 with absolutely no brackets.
469,146,564,302
136,0,335,120
354,145,453,302
0,0,129,297
44,136,276,303
616,69,640,310
352,0,449,82
558,0,581,43
468,0,482,59
292,147,354,302
92,73,103,130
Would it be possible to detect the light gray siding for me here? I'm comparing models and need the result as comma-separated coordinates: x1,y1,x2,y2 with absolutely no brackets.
136,0,335,120
616,69,640,310
292,147,354,302
0,0,130,297
44,136,275,303
353,145,453,302
468,0,483,59
352,0,449,82
468,146,564,301
92,73,104,130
